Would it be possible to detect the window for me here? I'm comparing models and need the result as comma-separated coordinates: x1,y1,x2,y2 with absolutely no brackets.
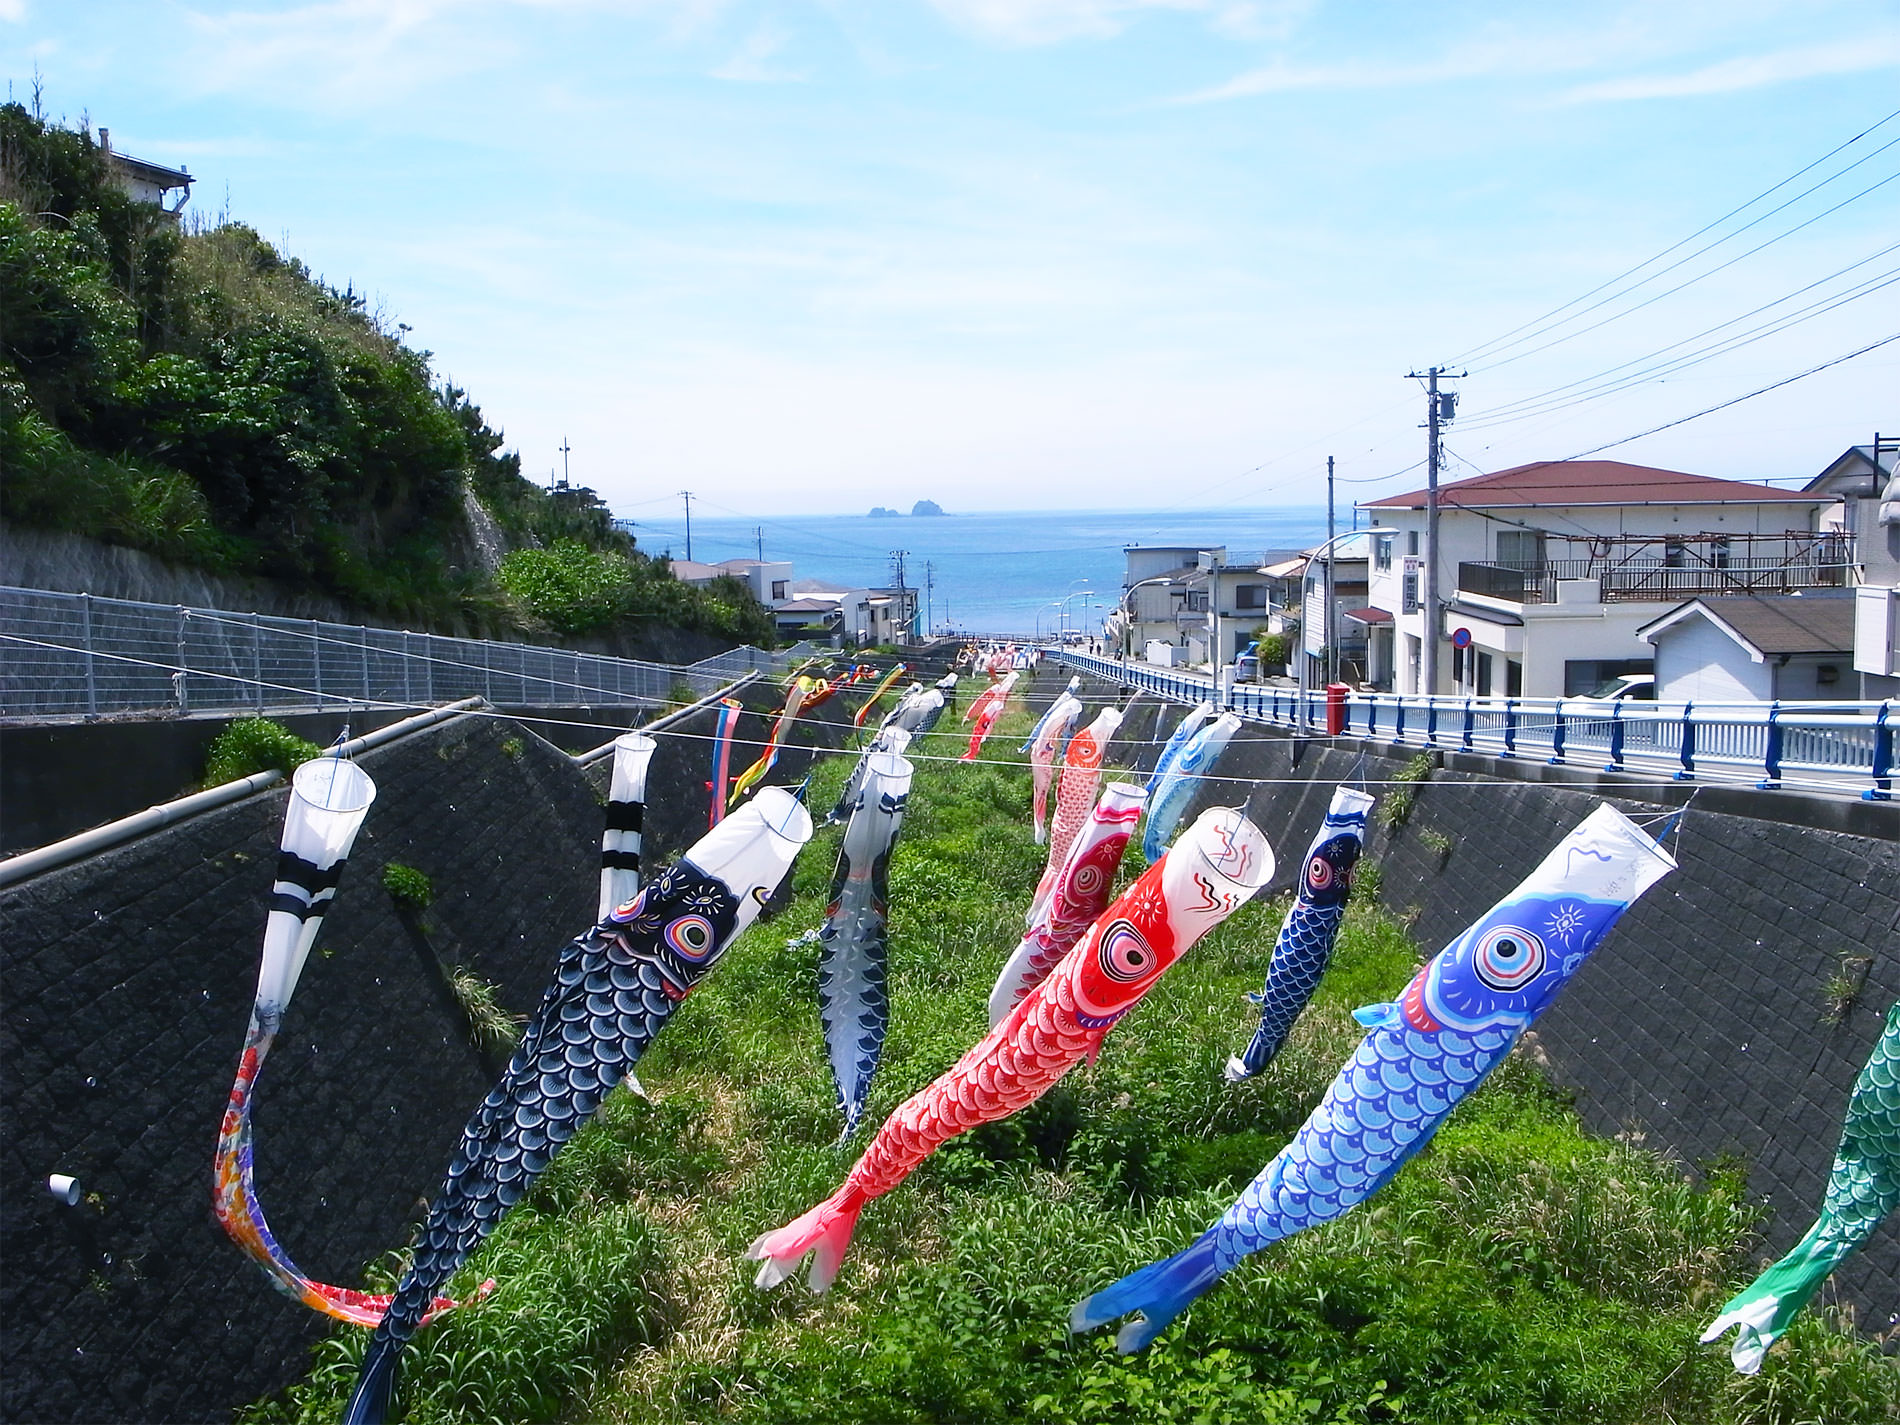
771,580,788,600
1375,536,1393,571
1184,590,1209,613
1708,536,1730,569
1496,529,1545,569
1663,537,1687,568
1506,658,1522,697
1234,583,1266,610
1476,651,1493,698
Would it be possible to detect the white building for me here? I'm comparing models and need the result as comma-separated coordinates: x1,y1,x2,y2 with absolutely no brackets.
1116,545,1298,666
1638,596,1859,702
1358,460,1843,699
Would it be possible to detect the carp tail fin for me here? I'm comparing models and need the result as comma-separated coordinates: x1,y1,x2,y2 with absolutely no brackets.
1700,1217,1851,1373
341,1337,401,1425
748,1190,865,1294
1069,1230,1222,1354
1221,1054,1254,1083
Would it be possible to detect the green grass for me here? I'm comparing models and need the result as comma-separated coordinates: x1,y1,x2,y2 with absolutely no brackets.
203,717,322,786
245,698,1898,1424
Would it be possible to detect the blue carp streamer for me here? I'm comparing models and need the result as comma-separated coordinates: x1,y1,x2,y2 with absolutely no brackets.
1224,787,1375,1081
1073,804,1676,1353
1144,701,1213,799
1142,711,1241,865
341,791,813,1425
818,751,915,1137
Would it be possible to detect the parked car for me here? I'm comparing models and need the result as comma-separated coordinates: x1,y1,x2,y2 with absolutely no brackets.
1580,673,1655,701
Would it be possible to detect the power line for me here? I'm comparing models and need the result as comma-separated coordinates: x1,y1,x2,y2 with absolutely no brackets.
1468,164,1900,375
1460,238,1900,425
1447,105,1900,366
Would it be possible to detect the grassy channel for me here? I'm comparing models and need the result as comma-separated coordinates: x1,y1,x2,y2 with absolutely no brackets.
244,696,1896,1425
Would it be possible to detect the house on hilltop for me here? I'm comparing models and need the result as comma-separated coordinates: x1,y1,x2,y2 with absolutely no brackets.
97,128,191,217
1357,459,1844,698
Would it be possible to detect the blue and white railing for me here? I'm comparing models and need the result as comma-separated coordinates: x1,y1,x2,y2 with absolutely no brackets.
1049,649,1896,803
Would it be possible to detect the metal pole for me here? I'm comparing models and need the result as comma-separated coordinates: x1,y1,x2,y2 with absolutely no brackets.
251,612,263,712
1326,456,1336,688
81,592,96,717
175,606,188,714
311,619,323,703
1424,369,1441,698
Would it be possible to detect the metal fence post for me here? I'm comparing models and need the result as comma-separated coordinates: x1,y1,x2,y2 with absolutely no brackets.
1603,701,1626,773
483,641,493,702
1425,698,1438,747
425,634,435,704
1461,698,1475,751
1757,703,1783,789
1502,698,1517,758
1548,700,1566,766
1675,701,1696,781
360,626,370,703
251,612,264,712
175,606,188,713
403,631,413,706
79,592,98,717
310,619,323,703
1866,701,1893,802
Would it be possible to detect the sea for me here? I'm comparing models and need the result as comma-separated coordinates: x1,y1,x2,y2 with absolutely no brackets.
625,505,1339,636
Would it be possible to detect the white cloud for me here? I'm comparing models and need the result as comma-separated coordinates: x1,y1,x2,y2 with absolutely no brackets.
1558,36,1900,102
0,0,27,23
711,21,807,82
927,0,1232,46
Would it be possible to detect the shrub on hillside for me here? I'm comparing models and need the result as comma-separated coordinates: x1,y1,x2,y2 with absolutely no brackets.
203,718,322,785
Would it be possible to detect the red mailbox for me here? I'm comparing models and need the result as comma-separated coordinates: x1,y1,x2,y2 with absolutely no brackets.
1325,682,1349,736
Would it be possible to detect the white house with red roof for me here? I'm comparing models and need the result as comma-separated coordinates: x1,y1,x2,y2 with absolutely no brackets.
1355,460,1847,699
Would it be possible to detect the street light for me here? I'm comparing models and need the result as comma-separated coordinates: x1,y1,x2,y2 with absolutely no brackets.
1274,527,1396,734
1035,600,1064,642
1059,587,1093,641
1117,576,1174,668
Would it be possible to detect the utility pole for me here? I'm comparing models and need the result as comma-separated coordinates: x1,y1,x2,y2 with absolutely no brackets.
889,550,909,644
557,436,571,490
680,491,694,561
924,560,935,637
1405,366,1461,697
754,525,765,562
1325,455,1336,688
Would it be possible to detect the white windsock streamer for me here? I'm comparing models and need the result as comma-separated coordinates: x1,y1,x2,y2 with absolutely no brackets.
256,757,377,1016
599,731,658,920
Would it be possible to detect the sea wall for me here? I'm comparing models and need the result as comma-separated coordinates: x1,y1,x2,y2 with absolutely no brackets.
1087,678,1900,1325
0,678,854,1424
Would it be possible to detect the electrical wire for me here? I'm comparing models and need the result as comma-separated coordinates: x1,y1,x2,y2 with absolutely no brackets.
1467,165,1900,376
1447,105,1900,367
1458,239,1900,428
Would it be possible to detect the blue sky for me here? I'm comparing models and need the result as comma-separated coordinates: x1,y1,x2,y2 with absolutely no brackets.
9,1,1899,517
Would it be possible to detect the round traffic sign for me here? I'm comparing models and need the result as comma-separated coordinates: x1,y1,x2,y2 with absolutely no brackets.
1451,627,1472,649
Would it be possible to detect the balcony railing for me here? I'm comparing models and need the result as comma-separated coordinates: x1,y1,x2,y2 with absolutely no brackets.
1458,532,1855,605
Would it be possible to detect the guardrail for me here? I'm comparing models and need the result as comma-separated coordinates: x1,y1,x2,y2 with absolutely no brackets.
0,586,793,719
1047,648,1896,803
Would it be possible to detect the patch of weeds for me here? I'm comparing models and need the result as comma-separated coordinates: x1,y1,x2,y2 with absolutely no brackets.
204,717,322,785
381,862,434,910
1375,751,1435,831
1821,953,1872,1024
499,735,525,760
1418,826,1454,862
449,967,522,1056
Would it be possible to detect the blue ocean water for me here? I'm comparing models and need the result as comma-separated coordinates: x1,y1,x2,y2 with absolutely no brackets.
625,506,1336,635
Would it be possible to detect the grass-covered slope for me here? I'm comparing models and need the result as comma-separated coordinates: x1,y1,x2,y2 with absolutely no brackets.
0,101,772,646
244,699,1896,1424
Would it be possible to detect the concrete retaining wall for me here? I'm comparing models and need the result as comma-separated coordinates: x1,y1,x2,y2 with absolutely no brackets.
0,677,855,1423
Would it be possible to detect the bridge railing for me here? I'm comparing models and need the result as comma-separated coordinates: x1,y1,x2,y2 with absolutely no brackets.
0,586,793,719
1045,648,1895,802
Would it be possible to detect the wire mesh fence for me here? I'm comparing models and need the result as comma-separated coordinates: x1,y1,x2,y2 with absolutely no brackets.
0,587,793,719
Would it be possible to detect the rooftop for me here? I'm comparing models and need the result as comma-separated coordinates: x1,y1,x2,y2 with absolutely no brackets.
1638,595,1856,656
1364,460,1821,511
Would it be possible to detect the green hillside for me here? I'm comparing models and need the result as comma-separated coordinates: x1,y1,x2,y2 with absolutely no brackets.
243,702,1894,1425
0,101,770,646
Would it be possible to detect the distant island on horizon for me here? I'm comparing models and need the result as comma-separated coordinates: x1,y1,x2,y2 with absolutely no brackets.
869,500,946,517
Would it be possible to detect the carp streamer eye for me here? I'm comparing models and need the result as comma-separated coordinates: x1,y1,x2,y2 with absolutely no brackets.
1305,855,1334,892
1473,925,1546,992
1071,863,1105,897
1098,921,1154,983
665,914,717,962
